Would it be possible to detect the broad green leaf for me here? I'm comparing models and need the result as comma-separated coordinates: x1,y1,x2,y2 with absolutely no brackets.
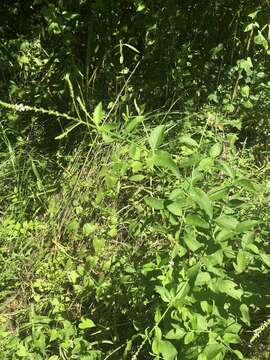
179,136,199,147
93,102,104,126
16,345,29,357
83,223,96,235
235,250,247,274
218,160,235,178
145,196,164,210
155,286,171,303
165,327,185,340
175,281,190,302
93,237,105,254
240,85,250,97
79,318,95,329
235,178,256,192
240,304,250,326
236,220,257,232
184,232,203,252
124,115,144,134
195,272,211,286
156,340,178,360
129,174,145,181
208,187,229,201
167,201,183,216
185,214,209,229
197,158,214,171
215,215,238,230
209,143,222,158
216,229,235,242
254,31,268,49
179,153,201,168
261,253,270,267
215,279,243,300
169,189,185,201
149,125,166,149
190,188,213,219
154,150,180,177
202,343,225,360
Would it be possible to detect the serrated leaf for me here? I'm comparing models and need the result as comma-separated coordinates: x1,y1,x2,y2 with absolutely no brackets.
184,232,203,252
209,143,223,158
144,196,164,210
149,125,166,149
190,188,213,219
79,318,95,329
185,214,209,229
215,215,238,230
154,150,180,177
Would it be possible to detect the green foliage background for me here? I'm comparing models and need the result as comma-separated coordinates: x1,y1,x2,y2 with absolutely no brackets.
0,1,270,359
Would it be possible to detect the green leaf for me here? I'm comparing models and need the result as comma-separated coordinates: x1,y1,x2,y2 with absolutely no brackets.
165,327,185,340
83,223,96,235
155,286,171,303
167,201,183,216
215,279,243,300
149,125,166,149
215,215,238,230
129,174,145,181
179,136,199,147
93,102,104,126
240,304,250,326
93,237,105,254
261,253,270,267
185,214,209,229
202,343,225,360
209,143,222,158
208,187,229,201
190,188,213,219
144,196,164,210
16,344,29,357
235,250,247,274
235,178,256,192
154,340,178,360
198,158,214,171
124,115,144,134
236,220,257,232
184,232,203,252
218,160,235,178
254,31,268,49
240,85,250,97
154,150,180,177
79,318,96,329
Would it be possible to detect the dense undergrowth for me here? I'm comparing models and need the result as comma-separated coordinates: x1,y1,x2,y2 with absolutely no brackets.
1,101,270,359
1,1,270,359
